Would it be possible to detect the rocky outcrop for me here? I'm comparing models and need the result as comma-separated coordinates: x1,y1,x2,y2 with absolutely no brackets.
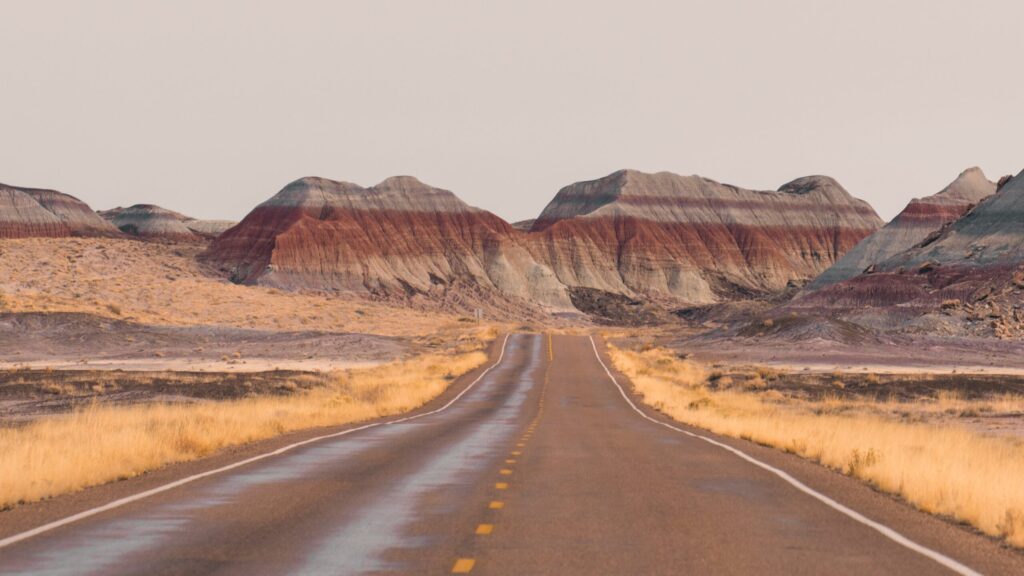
805,167,996,290
203,176,572,311
528,170,882,303
0,183,119,238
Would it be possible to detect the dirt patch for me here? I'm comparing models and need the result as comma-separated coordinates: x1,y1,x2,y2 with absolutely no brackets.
567,287,661,325
671,321,1024,375
694,365,1024,440
704,368,1024,402
0,369,333,424
0,312,408,369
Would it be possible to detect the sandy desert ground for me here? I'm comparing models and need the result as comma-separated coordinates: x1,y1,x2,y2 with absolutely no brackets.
0,238,481,337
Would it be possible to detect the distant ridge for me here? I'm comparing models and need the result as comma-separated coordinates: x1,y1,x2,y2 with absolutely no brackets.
0,183,120,238
100,205,236,240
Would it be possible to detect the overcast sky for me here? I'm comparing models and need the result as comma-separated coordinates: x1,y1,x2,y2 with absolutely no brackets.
2,0,1021,222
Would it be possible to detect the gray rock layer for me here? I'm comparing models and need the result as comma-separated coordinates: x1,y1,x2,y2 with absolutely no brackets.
806,167,995,290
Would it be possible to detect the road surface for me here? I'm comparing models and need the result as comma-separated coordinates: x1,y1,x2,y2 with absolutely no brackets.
1,333,1022,575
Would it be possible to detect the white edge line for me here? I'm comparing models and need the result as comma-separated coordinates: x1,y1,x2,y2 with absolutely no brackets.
587,335,982,576
0,334,513,550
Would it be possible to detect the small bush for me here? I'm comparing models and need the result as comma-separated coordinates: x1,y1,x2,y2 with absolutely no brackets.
743,375,767,390
275,381,299,393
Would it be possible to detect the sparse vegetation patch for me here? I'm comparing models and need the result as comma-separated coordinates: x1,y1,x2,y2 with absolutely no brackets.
609,344,1024,547
0,340,491,509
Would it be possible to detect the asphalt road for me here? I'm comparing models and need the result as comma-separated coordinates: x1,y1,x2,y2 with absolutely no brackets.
1,333,1022,575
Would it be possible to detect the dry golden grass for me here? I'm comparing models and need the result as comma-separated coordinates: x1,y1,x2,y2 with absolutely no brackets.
0,346,489,508
609,345,1024,547
0,238,470,337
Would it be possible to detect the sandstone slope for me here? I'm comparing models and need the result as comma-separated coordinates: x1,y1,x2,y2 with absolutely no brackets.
528,169,882,303
203,176,572,312
0,183,119,238
805,167,995,291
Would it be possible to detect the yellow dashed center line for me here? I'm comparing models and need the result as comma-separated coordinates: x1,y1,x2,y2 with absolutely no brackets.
450,334,555,575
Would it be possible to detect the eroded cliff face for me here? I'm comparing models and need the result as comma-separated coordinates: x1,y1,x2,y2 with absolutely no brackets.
528,170,882,303
204,176,572,310
0,184,119,238
805,167,996,291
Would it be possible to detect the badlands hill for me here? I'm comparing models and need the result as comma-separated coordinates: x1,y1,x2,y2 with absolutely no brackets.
528,170,883,303
101,205,236,241
207,171,882,314
791,170,1024,338
883,171,1024,270
0,183,119,238
805,167,996,291
203,176,572,311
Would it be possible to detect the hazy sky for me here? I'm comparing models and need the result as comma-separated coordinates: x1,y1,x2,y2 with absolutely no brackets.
2,1,1022,222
